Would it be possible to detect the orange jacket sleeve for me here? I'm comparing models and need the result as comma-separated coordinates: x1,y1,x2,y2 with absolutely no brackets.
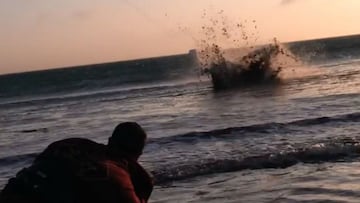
102,160,142,203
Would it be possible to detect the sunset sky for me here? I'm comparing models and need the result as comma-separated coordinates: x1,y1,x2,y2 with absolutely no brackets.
1,0,360,74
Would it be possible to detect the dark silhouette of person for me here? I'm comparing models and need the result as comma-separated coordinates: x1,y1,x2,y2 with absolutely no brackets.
0,122,153,203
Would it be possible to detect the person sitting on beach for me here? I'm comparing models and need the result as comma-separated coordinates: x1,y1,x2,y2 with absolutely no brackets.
0,122,153,203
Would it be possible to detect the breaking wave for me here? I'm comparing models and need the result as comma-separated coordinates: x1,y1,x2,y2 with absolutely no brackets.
149,111,360,183
4,136,360,185
153,140,360,184
1,112,358,184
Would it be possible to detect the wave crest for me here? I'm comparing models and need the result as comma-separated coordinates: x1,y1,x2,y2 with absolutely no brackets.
153,139,360,184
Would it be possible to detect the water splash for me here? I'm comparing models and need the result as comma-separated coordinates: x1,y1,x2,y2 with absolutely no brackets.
193,10,301,90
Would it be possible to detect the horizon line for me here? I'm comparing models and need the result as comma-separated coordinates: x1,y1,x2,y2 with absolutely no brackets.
2,33,360,76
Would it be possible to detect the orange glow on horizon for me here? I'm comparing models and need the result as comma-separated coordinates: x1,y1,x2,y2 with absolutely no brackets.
1,0,360,74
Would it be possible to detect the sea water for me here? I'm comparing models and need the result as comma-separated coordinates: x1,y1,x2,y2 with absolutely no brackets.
0,35,360,202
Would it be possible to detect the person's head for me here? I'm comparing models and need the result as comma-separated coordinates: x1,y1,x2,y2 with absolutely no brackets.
107,122,147,160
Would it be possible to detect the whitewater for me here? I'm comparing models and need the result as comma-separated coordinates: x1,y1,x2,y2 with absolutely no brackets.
0,35,360,202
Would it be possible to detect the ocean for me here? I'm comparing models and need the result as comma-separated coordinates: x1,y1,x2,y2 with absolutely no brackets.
0,34,360,202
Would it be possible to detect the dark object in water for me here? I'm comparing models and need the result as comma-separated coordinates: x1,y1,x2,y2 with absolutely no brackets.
20,128,48,133
203,44,283,90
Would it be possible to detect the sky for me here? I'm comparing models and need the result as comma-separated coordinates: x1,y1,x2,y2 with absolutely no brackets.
1,0,360,74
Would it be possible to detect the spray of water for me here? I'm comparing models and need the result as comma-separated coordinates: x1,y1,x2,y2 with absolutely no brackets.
192,10,312,90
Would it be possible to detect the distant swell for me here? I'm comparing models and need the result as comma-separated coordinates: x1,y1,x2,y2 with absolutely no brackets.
153,141,360,184
0,80,205,108
149,112,360,144
0,53,198,99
